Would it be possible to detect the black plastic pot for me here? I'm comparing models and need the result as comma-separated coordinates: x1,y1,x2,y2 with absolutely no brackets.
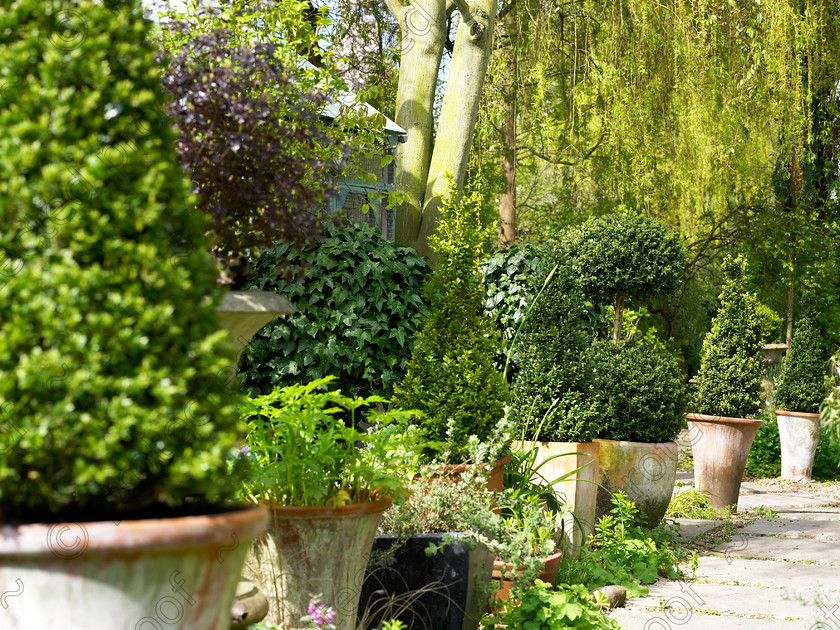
356,533,492,630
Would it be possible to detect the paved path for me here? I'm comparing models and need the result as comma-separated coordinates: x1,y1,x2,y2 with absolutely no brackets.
608,480,840,629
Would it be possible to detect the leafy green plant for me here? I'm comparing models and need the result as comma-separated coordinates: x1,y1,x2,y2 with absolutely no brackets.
0,0,243,522
238,377,423,506
756,303,783,344
393,185,509,462
813,430,840,480
482,580,619,630
775,313,828,412
555,492,680,598
585,339,688,443
566,211,686,343
666,489,732,519
240,223,429,398
693,257,765,418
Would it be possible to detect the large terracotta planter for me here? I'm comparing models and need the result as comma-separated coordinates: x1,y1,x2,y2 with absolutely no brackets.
594,439,677,528
0,506,268,630
359,533,493,630
491,550,564,601
511,441,599,551
775,410,821,482
243,498,392,630
686,413,763,510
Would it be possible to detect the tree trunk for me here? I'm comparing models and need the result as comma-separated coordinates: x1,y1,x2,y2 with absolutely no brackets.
498,79,516,244
613,294,624,344
388,0,447,250
786,282,794,346
390,0,498,261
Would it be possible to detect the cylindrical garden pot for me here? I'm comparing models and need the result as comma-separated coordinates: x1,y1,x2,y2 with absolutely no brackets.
686,413,764,510
243,498,392,630
775,409,821,482
358,533,493,630
511,441,599,551
594,439,677,528
0,506,268,630
491,549,564,601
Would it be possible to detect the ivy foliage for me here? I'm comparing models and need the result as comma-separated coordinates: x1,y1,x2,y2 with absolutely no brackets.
585,340,688,443
693,258,765,418
775,313,828,413
393,186,510,463
0,0,242,522
239,222,428,398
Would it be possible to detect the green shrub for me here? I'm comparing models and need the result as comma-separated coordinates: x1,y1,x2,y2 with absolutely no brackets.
239,223,429,398
756,303,783,344
693,258,764,418
392,186,509,463
0,0,241,522
510,247,599,442
775,314,828,413
813,430,840,480
744,415,781,478
584,340,688,443
566,212,685,342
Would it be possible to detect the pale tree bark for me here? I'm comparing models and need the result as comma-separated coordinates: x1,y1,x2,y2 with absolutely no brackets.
386,0,498,260
498,77,516,244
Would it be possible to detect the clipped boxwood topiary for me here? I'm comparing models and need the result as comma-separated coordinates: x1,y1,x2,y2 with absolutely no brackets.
0,0,242,523
239,222,429,398
392,187,509,463
775,313,827,413
509,247,599,442
584,340,688,443
693,257,765,418
567,212,685,343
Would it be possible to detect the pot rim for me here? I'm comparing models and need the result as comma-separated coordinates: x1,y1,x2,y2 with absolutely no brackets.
434,455,513,474
593,438,678,447
491,549,564,572
0,505,268,555
686,412,765,426
773,409,821,420
267,497,393,520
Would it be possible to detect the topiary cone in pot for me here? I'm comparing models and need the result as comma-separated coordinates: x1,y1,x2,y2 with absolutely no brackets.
774,309,828,481
688,257,765,510
0,1,267,628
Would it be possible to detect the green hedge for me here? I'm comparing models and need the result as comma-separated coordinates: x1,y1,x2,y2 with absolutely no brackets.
775,314,827,413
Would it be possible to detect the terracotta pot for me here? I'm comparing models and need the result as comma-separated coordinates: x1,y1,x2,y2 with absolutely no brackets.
243,498,392,630
775,410,821,482
0,506,268,630
491,550,564,601
686,413,763,510
359,533,493,630
423,455,513,492
594,439,677,528
511,441,599,551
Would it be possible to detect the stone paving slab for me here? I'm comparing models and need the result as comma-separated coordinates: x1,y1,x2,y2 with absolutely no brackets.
622,579,815,619
740,518,840,541
609,608,805,629
672,518,725,540
771,511,840,521
735,492,838,511
777,507,840,515
693,556,840,591
713,536,840,565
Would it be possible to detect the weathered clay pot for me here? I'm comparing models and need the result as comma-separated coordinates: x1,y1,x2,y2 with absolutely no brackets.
686,413,763,510
0,506,268,630
511,441,599,551
594,439,677,528
243,499,392,630
491,549,564,601
775,410,821,482
426,455,513,492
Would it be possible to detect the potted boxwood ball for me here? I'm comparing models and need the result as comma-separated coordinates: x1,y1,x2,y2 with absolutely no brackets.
565,212,687,528
509,247,601,548
688,257,765,510
774,310,828,481
0,2,267,628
